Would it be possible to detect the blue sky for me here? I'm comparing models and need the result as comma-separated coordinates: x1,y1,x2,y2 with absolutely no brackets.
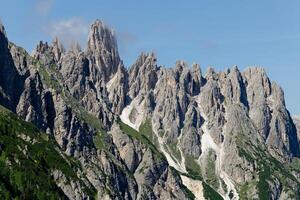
0,0,300,114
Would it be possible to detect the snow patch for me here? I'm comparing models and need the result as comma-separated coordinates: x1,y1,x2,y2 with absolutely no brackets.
177,132,187,171
120,96,186,173
181,175,205,200
120,97,186,171
120,103,137,130
198,104,220,164
152,128,186,173
106,73,118,91
196,97,239,200
200,127,220,157
219,124,239,200
119,97,145,131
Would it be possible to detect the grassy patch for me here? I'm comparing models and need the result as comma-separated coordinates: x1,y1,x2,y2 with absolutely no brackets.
257,165,271,200
239,182,256,200
139,119,159,147
184,155,202,180
182,185,196,200
93,130,107,150
203,149,219,189
119,120,164,160
202,182,223,200
290,158,300,173
37,62,103,131
167,142,182,163
81,110,103,130
235,131,299,199
38,64,62,92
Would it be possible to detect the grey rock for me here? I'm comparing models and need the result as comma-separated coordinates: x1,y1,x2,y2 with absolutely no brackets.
0,20,299,200
86,19,120,82
293,116,300,144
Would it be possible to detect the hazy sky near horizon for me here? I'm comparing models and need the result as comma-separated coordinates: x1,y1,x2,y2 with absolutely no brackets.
1,0,300,114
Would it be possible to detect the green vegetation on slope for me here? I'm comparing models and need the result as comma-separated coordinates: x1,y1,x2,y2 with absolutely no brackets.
0,106,96,199
167,141,182,163
139,119,159,147
37,61,103,131
120,119,226,200
93,130,107,150
236,133,300,199
184,155,203,180
203,182,224,200
203,149,219,189
118,120,164,160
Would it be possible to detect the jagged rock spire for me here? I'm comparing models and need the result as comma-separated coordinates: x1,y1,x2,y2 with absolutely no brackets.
0,21,8,56
86,19,121,82
69,42,81,54
87,19,118,55
36,41,49,54
0,21,6,36
52,37,65,61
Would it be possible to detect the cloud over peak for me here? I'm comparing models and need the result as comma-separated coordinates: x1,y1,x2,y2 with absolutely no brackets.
46,17,89,49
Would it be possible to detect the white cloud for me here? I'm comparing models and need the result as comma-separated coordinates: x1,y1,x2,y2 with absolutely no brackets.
46,17,89,49
35,0,54,15
116,30,138,56
117,31,137,45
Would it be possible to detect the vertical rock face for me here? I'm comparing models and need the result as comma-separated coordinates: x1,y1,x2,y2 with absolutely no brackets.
0,25,29,110
86,19,121,82
122,58,300,199
128,53,159,99
16,71,55,132
52,37,65,62
293,116,300,145
242,68,299,160
0,20,299,200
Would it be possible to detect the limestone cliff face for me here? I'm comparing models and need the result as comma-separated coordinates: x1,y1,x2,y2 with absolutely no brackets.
293,116,300,148
0,20,299,200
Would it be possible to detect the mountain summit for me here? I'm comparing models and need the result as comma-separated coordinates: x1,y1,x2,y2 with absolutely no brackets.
0,20,299,200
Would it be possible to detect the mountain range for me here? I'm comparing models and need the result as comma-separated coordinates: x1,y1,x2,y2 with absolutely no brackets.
0,19,299,200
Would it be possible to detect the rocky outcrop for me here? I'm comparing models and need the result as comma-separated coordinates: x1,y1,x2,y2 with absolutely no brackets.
0,26,29,110
109,123,191,199
16,71,55,132
52,169,90,200
243,68,299,160
293,116,300,145
86,19,120,82
121,56,300,198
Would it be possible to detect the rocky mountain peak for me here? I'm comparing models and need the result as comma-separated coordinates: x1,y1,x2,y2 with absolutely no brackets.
52,37,65,61
36,41,50,54
191,63,202,74
175,60,189,73
86,19,120,82
0,23,8,49
69,42,82,54
128,52,159,98
87,19,117,54
33,41,51,61
205,66,217,80
129,52,157,74
0,21,6,36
